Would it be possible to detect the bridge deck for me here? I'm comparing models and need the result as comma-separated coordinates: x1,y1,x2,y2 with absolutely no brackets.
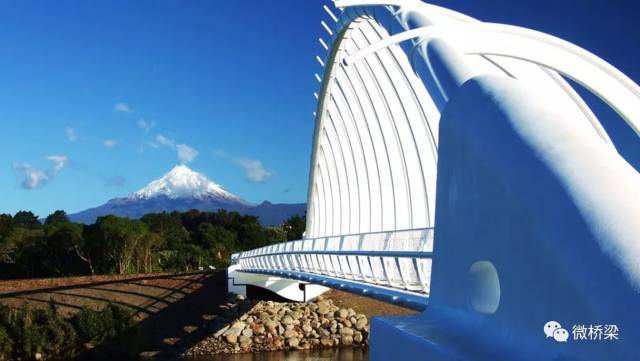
231,228,433,310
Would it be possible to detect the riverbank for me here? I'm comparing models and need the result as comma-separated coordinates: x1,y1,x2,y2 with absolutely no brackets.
183,294,369,357
0,271,416,360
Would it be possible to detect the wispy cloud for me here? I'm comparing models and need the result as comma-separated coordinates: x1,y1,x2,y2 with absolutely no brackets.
103,139,118,148
46,155,68,174
68,160,126,187
154,134,199,164
137,118,155,133
65,127,78,142
214,150,274,183
113,102,132,114
177,144,199,164
13,155,68,189
105,176,126,187
13,163,49,189
237,158,273,183
155,134,175,147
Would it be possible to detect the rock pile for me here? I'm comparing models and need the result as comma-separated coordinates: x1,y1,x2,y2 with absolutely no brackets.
184,294,369,356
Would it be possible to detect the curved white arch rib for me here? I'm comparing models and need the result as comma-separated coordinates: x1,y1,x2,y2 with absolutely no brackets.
333,0,476,24
343,23,640,139
334,0,421,8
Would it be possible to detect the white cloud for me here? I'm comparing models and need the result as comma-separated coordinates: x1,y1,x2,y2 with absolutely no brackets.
13,163,49,189
155,134,175,147
176,144,199,164
214,150,274,183
103,139,118,148
13,155,68,189
65,127,77,142
137,118,155,132
113,102,132,113
154,134,198,164
46,155,68,174
236,158,273,183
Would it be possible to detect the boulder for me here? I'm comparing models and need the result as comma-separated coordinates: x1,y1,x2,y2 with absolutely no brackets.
341,335,354,346
340,327,354,336
225,334,238,344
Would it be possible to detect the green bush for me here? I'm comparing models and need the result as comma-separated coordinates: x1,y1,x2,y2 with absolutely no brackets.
0,303,134,360
108,304,134,334
73,307,108,343
0,305,10,327
9,307,45,357
72,304,133,344
0,326,12,359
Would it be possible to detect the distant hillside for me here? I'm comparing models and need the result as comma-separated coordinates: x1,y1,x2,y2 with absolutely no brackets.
69,165,306,225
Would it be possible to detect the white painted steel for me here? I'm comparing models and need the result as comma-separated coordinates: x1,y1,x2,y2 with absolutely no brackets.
230,0,640,312
227,264,329,302
343,22,640,139
232,228,433,298
307,15,441,238
305,1,640,241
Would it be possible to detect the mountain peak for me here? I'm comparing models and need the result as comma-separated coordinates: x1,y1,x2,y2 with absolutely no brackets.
68,164,306,225
130,165,252,206
164,164,203,181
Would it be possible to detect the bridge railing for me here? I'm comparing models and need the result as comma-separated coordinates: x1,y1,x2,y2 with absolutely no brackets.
231,228,434,301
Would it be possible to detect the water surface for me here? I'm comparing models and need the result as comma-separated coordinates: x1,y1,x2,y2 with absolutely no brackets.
191,348,368,361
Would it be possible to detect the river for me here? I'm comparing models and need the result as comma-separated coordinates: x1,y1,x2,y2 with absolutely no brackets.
189,348,368,361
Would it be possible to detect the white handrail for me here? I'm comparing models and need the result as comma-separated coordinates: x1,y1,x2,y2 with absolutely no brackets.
232,228,434,295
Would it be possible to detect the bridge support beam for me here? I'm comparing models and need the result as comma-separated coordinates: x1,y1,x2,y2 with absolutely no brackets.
227,265,328,302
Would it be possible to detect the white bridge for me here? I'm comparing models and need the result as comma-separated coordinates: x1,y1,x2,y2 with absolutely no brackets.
228,1,640,360
230,228,433,310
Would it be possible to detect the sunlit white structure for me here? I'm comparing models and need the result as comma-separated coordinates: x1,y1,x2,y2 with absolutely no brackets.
229,1,640,360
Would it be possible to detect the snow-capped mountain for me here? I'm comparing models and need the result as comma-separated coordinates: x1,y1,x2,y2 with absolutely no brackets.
68,165,305,225
131,165,252,206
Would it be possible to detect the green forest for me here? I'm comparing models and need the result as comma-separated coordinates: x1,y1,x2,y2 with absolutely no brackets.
0,209,305,279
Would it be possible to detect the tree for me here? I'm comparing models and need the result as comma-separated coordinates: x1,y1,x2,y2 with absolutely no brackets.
135,232,162,273
0,215,14,264
45,210,69,225
44,221,84,276
141,212,187,249
283,214,306,241
13,211,40,229
196,223,237,250
95,216,148,275
0,214,12,236
7,227,46,277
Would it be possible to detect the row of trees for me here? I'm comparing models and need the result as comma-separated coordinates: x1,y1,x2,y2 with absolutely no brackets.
0,209,305,279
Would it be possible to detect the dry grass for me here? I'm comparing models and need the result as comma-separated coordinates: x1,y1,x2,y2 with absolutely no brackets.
323,289,417,318
0,272,211,319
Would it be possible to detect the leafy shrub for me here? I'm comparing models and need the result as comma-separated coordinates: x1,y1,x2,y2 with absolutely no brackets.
0,303,133,359
0,305,10,327
0,326,12,359
108,304,134,334
9,307,46,357
72,307,108,343
0,303,134,360
72,304,133,344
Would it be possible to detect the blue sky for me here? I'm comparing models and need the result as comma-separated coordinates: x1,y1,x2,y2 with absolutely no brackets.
1,0,638,217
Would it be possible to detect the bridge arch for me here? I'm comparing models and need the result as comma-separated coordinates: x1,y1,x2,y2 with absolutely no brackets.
307,6,440,238
231,2,640,359
305,1,640,240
